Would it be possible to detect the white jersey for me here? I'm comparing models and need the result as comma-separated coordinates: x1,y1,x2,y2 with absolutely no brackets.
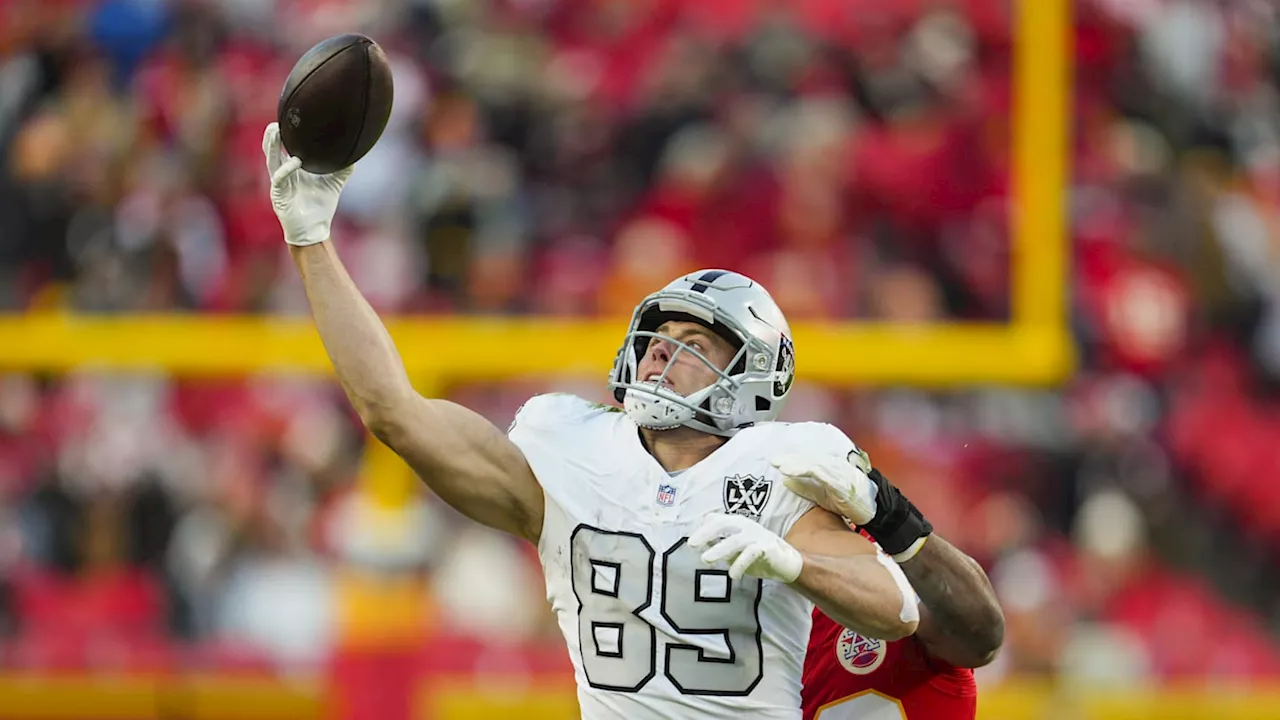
508,393,858,720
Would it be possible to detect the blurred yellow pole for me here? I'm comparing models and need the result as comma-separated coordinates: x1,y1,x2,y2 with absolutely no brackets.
332,377,439,652
357,376,439,508
0,315,1069,385
358,426,417,509
1012,0,1070,327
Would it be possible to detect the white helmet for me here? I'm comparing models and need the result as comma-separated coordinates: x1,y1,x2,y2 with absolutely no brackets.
607,269,796,437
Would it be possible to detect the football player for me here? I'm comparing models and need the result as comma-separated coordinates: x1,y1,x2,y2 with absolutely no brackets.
777,452,1006,719
263,123,919,720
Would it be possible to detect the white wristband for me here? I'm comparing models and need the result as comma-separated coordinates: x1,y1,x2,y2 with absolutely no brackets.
892,535,929,564
877,550,921,625
776,542,804,584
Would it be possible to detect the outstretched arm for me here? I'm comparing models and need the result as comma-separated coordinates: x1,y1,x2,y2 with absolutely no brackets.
778,454,1004,667
290,242,544,541
265,123,544,543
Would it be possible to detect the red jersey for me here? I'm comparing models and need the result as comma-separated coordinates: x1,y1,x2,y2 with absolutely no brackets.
802,609,977,720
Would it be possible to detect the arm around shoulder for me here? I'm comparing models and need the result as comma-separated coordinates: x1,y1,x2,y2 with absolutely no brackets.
785,508,919,641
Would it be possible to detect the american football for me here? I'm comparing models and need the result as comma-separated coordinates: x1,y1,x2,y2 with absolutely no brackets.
276,33,394,174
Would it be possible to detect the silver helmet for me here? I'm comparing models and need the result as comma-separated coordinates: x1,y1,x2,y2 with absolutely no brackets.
607,269,796,437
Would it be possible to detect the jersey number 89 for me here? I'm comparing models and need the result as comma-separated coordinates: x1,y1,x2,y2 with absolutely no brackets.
570,525,764,696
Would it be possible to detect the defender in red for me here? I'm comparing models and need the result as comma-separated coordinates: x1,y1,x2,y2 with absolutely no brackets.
776,452,1003,719
802,606,978,719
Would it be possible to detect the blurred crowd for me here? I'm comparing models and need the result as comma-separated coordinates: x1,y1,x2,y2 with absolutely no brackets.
3,0,1280,692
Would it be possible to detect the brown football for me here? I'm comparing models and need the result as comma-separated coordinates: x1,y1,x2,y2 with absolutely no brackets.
277,34,394,175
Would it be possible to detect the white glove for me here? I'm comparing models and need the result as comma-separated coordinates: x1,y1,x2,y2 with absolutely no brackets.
262,122,352,246
689,513,803,583
773,450,878,526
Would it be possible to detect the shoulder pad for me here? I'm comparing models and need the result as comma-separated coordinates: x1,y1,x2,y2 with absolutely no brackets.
509,393,620,433
750,421,859,459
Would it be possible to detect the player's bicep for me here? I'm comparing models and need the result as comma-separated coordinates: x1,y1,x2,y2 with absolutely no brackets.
372,394,543,543
784,506,878,557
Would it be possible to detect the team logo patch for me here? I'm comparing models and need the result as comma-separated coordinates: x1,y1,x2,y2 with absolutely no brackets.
656,484,677,507
836,627,887,675
722,474,772,519
773,336,795,396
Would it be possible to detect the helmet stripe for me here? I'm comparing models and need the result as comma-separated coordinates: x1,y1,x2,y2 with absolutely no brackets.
689,269,729,293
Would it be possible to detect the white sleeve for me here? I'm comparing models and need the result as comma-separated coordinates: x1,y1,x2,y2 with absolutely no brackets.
773,488,817,541
507,392,613,494
793,421,859,459
508,392,610,440
771,422,860,538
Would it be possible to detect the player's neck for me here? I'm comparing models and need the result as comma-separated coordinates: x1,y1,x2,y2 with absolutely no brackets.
638,427,727,473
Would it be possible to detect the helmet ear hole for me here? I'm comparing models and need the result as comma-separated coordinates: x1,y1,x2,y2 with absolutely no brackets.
755,397,772,412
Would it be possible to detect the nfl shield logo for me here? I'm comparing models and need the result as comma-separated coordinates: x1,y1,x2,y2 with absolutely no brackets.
656,484,677,506
722,474,773,520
